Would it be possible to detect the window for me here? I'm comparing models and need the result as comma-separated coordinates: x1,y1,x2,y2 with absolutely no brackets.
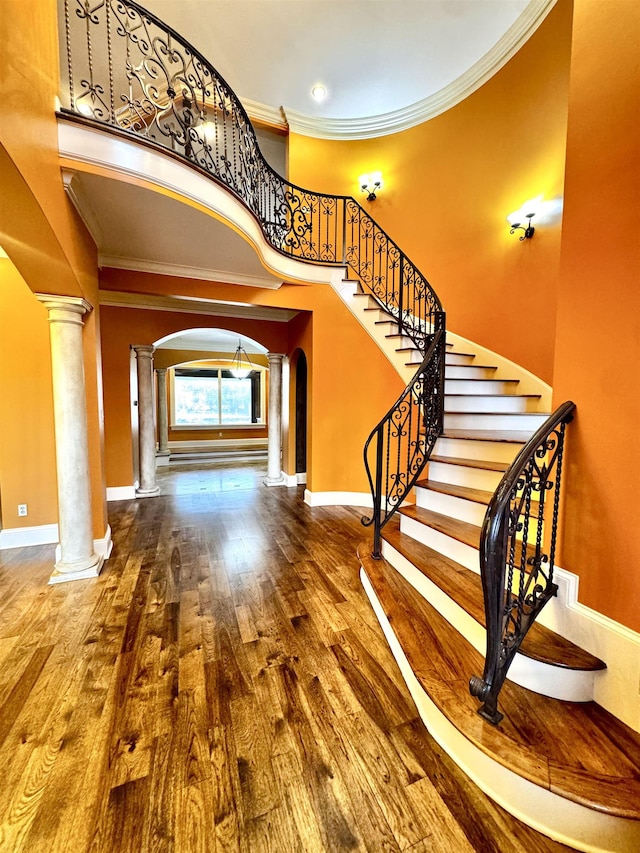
173,368,262,426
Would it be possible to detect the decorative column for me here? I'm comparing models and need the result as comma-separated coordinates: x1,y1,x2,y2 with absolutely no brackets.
134,345,160,497
37,295,103,584
156,367,170,465
264,353,286,487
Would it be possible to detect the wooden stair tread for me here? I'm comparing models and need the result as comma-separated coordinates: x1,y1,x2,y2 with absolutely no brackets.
382,518,604,671
441,428,530,443
398,505,539,568
359,542,640,820
444,393,541,399
416,479,495,506
429,454,510,472
443,410,549,417
416,478,541,518
445,378,519,385
399,505,481,549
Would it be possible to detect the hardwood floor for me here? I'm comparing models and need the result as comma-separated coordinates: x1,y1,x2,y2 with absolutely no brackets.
0,458,571,852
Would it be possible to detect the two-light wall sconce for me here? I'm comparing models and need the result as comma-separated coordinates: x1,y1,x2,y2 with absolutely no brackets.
359,171,383,201
508,211,536,240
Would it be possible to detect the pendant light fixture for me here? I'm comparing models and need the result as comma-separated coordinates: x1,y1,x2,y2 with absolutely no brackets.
230,338,253,379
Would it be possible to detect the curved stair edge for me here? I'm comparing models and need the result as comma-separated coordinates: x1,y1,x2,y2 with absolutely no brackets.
380,535,601,703
358,554,640,853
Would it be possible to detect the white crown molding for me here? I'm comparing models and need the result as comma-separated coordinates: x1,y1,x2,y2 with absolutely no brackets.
241,97,288,132
284,0,557,140
98,289,298,323
99,254,281,290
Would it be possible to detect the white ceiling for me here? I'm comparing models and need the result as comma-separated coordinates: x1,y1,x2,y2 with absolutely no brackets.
68,171,281,287
144,0,537,127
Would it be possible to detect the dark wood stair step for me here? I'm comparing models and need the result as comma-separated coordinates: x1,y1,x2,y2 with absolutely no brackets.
441,428,531,443
399,505,481,550
398,504,540,568
415,478,541,518
429,454,510,472
416,478,495,506
359,541,640,821
382,517,604,671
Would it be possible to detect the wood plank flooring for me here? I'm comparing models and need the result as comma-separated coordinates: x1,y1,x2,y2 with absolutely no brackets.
0,458,571,852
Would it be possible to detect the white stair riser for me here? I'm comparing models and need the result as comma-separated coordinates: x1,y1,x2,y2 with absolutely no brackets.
444,379,519,395
445,365,497,380
445,353,476,365
443,411,546,431
404,349,423,364
445,395,540,413
428,460,503,491
434,436,523,464
416,486,488,526
400,514,480,573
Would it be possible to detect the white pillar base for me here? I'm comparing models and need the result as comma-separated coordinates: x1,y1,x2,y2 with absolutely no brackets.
156,454,171,467
136,485,161,498
264,475,287,487
49,553,104,585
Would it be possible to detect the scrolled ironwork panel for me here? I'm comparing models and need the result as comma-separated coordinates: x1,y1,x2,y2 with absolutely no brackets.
470,402,575,725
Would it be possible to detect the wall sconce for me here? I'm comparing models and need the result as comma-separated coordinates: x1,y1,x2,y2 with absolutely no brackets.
230,339,254,379
359,171,383,201
508,211,535,240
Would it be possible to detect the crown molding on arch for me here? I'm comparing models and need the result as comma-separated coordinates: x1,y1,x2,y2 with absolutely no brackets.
99,255,282,289
99,289,298,323
279,0,557,140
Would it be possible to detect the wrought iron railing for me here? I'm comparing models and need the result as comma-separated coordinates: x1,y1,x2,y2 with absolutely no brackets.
362,329,445,557
60,0,445,546
469,401,576,725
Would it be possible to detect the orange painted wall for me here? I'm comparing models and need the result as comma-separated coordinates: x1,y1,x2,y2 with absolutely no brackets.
287,0,574,385
100,269,403,495
552,0,640,631
0,0,97,301
0,261,58,529
0,0,107,540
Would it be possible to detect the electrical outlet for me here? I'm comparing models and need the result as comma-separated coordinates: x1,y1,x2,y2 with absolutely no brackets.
18,504,28,517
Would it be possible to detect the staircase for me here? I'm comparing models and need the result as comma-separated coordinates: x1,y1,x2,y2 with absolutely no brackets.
345,289,640,852
59,3,640,849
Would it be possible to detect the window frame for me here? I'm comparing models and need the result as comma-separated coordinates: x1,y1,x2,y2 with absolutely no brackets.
169,366,266,429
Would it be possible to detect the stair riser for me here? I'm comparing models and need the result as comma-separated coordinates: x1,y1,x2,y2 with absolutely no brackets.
444,379,519,395
427,461,503,492
445,353,475,365
400,514,480,573
434,436,523,463
445,395,540,413
443,412,546,431
415,487,487,527
445,366,496,380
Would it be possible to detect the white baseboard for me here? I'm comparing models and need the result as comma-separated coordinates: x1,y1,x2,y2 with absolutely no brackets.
0,523,59,550
281,471,307,487
95,525,113,559
106,485,136,501
536,566,640,732
304,489,373,508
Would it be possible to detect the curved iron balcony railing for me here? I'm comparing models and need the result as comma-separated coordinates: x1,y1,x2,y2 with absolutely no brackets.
60,0,445,551
469,401,576,725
